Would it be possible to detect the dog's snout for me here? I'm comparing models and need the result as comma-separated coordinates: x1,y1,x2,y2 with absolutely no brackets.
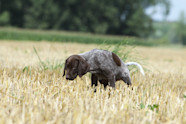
66,75,73,80
66,77,73,80
66,75,70,79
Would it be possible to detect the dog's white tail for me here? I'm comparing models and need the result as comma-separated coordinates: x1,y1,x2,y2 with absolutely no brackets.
126,62,145,76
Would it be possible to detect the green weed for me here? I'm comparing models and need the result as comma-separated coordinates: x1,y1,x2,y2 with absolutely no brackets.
148,104,159,113
140,103,159,113
33,46,64,70
99,42,146,75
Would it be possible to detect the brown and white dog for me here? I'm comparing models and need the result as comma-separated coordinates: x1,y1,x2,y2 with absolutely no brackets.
63,49,144,88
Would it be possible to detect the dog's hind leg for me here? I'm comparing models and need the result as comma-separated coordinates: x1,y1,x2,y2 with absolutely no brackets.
99,79,108,89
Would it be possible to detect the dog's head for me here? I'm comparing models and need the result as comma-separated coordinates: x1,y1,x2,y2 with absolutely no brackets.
63,55,89,80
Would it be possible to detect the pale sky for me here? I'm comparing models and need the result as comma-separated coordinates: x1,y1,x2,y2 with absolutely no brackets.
146,0,186,21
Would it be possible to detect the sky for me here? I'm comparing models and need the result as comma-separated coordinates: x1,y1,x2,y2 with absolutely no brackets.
146,0,186,21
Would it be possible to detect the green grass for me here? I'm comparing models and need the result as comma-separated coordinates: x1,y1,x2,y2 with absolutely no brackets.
0,27,161,46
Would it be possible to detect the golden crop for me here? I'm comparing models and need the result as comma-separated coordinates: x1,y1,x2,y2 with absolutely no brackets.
0,41,185,124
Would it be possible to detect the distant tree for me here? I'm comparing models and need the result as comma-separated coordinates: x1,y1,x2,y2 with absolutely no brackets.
24,0,60,29
175,11,186,45
0,11,10,26
0,0,27,27
0,0,170,37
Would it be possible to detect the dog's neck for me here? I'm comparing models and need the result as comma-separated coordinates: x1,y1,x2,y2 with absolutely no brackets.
78,54,98,72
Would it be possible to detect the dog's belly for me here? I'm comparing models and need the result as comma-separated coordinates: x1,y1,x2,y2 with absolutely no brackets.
93,73,107,80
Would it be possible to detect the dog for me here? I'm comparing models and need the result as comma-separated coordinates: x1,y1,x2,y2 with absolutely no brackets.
63,49,144,88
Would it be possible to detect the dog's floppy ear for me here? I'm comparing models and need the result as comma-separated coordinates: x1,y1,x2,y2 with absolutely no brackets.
63,58,68,77
112,52,121,66
78,58,89,77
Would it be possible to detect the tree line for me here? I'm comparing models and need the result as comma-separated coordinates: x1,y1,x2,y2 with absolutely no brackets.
0,0,170,37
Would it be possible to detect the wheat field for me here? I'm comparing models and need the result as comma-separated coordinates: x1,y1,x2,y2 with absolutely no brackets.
0,40,185,124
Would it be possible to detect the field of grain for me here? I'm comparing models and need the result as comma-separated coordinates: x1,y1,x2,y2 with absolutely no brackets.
0,40,185,124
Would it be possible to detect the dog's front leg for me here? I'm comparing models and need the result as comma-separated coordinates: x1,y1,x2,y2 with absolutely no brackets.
91,74,98,87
